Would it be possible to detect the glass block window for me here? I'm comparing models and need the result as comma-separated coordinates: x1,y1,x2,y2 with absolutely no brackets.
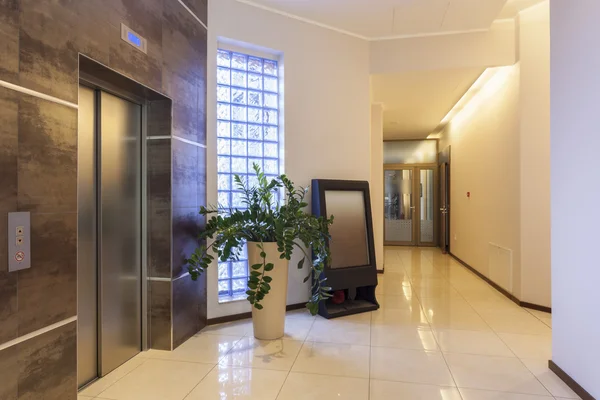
216,49,281,300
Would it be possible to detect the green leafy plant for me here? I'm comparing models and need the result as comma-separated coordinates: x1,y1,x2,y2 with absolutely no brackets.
187,164,334,315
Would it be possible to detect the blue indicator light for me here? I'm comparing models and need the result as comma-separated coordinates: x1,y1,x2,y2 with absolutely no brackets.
128,31,142,47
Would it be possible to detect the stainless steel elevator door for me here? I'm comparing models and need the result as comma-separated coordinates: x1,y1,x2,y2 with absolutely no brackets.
99,91,142,376
77,86,142,388
78,85,98,388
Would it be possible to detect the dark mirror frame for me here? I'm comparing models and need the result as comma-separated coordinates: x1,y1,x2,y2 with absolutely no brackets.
311,180,379,318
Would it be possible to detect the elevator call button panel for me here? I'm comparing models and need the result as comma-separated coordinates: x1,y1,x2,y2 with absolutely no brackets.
8,212,31,272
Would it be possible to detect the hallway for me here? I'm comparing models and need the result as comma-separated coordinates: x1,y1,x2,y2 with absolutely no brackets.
79,248,572,400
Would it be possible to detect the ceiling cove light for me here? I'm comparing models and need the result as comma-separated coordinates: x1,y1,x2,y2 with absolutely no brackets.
430,65,515,137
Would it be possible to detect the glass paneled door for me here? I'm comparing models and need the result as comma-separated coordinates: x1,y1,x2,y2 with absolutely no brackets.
384,166,437,246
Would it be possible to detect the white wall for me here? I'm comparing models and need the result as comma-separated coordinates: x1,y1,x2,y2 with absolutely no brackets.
518,2,551,307
370,21,516,74
370,104,384,271
207,0,371,318
440,66,522,295
550,1,600,397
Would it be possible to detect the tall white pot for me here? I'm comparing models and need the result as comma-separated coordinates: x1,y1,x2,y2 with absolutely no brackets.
247,241,289,340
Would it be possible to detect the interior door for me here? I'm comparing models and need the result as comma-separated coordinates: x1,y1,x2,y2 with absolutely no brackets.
417,168,435,246
99,91,142,376
439,163,449,253
77,85,142,388
384,169,415,245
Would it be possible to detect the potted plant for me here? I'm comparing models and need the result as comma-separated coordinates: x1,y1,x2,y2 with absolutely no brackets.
187,164,334,340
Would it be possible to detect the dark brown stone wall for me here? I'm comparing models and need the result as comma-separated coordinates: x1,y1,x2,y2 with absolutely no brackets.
0,0,207,397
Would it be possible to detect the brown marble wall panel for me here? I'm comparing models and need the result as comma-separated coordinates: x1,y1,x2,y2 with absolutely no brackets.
73,1,111,66
197,147,207,208
0,88,19,344
173,275,206,349
0,88,18,212
148,208,172,279
147,99,172,137
150,280,172,350
107,0,164,91
163,0,207,143
17,95,77,213
0,0,19,83
18,321,77,400
180,0,208,26
0,345,18,400
17,213,77,336
148,139,172,210
172,139,199,209
19,0,79,103
172,207,202,279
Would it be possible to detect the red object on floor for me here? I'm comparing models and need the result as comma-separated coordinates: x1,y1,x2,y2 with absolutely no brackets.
332,290,345,304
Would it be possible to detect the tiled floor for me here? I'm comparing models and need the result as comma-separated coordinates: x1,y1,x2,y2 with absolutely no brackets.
79,247,577,400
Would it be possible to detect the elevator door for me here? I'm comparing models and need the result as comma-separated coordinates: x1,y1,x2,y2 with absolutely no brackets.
78,85,142,388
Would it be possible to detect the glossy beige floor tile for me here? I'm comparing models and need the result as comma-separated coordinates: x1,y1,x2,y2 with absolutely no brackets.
202,320,253,336
434,329,514,357
482,310,552,335
277,372,369,400
520,358,581,399
376,294,421,310
147,334,241,364
307,317,371,345
292,342,370,378
444,353,550,396
79,354,147,397
370,347,455,386
81,248,563,400
498,333,552,360
371,307,430,327
370,380,462,400
281,318,315,341
371,325,438,350
460,388,553,399
185,366,287,400
221,337,303,371
98,359,213,400
426,307,491,331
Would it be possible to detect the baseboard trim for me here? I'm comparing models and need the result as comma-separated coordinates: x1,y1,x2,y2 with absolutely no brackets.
548,360,596,400
449,253,551,313
520,301,552,313
207,302,306,325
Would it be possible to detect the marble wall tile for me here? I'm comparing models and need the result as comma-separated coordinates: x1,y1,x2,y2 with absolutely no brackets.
172,139,199,209
17,95,77,213
172,207,202,279
73,1,111,66
0,0,19,83
19,0,78,103
163,0,206,81
107,0,163,92
0,344,18,400
147,99,172,137
197,147,207,208
0,87,19,345
0,88,18,211
148,139,171,210
180,0,208,26
150,280,172,350
173,275,206,349
17,213,77,336
18,322,77,400
148,208,172,279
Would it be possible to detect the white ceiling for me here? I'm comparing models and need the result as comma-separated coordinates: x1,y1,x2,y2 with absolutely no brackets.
238,0,535,39
372,68,484,139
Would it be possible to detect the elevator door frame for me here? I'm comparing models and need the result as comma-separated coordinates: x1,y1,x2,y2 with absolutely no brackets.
383,163,439,247
78,77,149,389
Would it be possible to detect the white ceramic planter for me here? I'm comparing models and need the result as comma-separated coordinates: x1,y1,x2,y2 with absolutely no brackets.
248,241,289,340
